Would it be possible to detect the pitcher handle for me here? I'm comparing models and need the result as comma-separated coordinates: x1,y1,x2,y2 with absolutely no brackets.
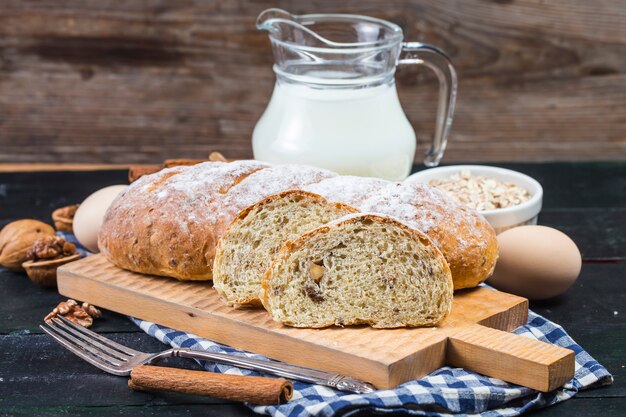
399,43,457,167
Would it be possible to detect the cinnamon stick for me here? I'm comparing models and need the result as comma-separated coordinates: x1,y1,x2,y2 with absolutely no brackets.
128,365,293,405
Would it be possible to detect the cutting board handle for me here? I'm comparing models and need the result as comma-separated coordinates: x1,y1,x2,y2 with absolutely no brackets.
446,324,575,392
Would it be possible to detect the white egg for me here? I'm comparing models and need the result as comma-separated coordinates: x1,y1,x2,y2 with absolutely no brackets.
487,225,582,300
73,185,128,253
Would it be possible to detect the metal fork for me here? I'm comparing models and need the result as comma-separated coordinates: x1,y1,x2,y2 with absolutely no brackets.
40,316,376,394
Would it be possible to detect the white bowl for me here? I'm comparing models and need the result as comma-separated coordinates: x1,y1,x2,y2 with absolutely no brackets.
406,165,543,234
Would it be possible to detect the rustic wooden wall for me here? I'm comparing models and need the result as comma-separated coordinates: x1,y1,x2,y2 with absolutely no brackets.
0,0,625,164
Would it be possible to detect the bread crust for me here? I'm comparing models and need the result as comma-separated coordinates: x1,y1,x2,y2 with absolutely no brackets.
260,213,453,328
218,190,358,244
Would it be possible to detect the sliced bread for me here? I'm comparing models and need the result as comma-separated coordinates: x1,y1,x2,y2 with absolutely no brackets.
213,191,358,308
260,214,453,328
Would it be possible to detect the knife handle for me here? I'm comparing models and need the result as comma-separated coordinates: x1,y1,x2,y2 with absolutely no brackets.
128,365,293,405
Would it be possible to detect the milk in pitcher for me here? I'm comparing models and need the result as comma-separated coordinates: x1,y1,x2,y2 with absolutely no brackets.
253,80,416,180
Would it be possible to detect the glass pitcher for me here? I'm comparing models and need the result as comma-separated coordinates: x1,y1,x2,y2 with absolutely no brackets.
253,9,457,180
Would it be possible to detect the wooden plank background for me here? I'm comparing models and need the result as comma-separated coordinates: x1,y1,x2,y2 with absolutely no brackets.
0,0,625,164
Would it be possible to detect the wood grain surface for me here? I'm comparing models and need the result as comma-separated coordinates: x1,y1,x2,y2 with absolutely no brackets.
0,1,625,164
56,254,574,391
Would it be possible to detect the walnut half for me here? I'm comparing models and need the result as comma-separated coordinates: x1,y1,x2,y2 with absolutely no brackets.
52,205,79,232
22,236,79,287
45,299,102,328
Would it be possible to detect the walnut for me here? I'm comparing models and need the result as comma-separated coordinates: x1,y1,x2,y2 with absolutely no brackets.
52,204,79,232
82,302,102,319
0,220,56,272
58,298,78,314
45,299,102,328
26,235,76,262
309,262,326,283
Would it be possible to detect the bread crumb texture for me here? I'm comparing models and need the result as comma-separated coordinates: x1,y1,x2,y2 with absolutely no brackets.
261,214,453,328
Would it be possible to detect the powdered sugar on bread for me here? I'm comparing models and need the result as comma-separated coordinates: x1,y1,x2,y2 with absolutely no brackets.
223,164,337,216
303,176,389,205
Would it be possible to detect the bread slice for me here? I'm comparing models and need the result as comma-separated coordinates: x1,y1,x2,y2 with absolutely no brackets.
213,191,358,308
260,214,453,328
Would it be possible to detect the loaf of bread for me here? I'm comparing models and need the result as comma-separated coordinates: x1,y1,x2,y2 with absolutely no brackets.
99,160,497,289
260,214,453,328
213,191,357,308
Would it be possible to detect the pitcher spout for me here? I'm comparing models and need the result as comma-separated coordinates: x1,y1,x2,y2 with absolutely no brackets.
256,8,338,48
256,8,295,32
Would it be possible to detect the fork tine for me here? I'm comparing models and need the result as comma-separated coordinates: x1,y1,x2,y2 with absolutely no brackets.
44,320,123,367
40,323,130,376
56,315,141,356
50,318,131,362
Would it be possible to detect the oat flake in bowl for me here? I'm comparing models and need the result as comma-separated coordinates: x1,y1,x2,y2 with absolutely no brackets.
428,169,531,211
405,165,543,234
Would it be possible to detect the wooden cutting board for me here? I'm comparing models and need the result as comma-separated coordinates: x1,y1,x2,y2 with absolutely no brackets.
57,255,574,391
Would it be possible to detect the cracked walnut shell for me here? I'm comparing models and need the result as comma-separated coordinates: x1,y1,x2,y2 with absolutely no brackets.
23,253,81,287
52,204,79,232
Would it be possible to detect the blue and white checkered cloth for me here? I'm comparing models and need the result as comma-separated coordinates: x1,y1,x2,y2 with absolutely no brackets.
63,232,612,415
130,309,612,417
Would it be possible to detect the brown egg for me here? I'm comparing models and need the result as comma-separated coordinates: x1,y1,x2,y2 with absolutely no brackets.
487,225,581,300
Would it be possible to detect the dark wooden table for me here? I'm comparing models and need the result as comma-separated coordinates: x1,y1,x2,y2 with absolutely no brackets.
1,163,624,416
